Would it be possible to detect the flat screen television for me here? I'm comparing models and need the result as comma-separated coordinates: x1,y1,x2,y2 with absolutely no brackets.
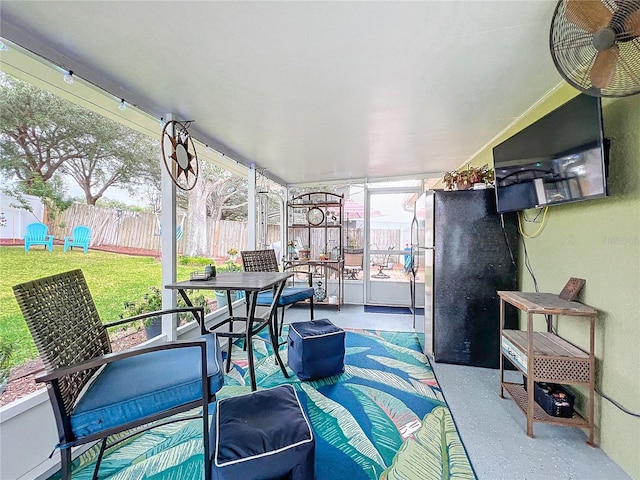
493,94,609,214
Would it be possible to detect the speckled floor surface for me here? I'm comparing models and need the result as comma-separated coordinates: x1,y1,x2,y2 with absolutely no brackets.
284,304,632,480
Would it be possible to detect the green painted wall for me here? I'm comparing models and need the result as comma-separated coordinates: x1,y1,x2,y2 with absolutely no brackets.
471,84,640,479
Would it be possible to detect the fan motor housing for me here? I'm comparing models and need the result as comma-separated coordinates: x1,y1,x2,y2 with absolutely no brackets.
593,28,616,50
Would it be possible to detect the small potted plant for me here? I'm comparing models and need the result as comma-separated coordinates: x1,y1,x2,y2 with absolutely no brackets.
121,287,163,338
121,287,211,338
0,340,14,395
299,246,311,260
214,260,245,307
443,163,494,191
227,247,238,262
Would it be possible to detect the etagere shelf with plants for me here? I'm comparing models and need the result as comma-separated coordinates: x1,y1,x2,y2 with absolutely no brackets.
285,191,344,308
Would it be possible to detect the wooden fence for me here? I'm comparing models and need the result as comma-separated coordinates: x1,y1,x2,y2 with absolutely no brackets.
48,204,401,260
50,204,280,259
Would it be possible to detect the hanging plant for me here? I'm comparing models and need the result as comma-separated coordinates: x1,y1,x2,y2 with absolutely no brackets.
443,164,494,191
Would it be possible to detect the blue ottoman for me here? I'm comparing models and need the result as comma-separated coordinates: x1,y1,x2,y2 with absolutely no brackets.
210,385,315,480
288,318,345,381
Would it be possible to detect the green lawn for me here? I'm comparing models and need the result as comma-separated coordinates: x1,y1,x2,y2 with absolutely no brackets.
0,246,208,368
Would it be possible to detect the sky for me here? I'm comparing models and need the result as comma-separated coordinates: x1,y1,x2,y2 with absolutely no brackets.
64,179,143,207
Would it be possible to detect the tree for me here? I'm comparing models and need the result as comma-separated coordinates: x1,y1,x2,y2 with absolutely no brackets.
61,123,161,205
0,74,85,204
0,73,160,205
209,175,248,222
183,163,248,257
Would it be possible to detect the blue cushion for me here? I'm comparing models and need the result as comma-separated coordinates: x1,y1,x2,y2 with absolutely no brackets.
288,319,345,381
290,318,343,339
256,287,314,306
70,333,223,438
211,385,315,480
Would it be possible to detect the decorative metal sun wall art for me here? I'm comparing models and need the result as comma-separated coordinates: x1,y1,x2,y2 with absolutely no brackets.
161,120,199,190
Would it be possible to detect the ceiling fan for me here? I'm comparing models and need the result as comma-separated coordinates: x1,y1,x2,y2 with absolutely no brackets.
161,120,199,190
550,0,640,97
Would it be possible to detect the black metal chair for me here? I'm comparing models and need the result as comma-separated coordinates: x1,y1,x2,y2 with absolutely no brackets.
240,249,314,336
371,245,394,278
12,269,224,480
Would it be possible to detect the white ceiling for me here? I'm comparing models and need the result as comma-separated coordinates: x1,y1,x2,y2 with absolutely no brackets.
0,1,564,185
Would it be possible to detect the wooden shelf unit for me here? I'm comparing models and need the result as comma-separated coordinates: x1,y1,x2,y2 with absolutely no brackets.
498,291,598,445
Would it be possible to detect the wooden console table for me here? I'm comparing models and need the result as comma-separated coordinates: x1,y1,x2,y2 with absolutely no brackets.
497,291,598,445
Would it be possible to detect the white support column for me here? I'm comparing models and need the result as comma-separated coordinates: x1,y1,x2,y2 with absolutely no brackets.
247,165,257,250
161,114,178,341
279,194,286,265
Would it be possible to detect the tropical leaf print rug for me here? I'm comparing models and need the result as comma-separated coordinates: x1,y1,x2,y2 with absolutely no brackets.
52,329,476,480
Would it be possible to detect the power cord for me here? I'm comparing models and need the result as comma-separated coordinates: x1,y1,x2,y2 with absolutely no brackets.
499,214,517,267
521,235,539,293
514,209,638,419
522,208,545,223
546,325,639,417
518,207,549,239
596,388,640,418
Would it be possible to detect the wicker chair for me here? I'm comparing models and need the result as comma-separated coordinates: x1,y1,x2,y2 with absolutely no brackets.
12,269,223,480
241,249,314,336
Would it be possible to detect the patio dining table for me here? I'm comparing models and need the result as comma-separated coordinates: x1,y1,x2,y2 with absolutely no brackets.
165,271,293,390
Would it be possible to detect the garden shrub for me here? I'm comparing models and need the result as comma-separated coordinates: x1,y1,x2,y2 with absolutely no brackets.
121,286,211,327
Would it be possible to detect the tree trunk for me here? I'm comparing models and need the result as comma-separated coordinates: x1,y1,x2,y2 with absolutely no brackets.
184,176,214,257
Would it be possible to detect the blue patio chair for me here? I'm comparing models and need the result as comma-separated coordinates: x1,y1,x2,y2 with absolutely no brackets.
24,222,54,252
13,269,223,480
241,249,314,337
63,225,91,253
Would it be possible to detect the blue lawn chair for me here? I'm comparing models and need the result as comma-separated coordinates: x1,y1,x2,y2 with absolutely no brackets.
24,222,54,252
64,226,91,253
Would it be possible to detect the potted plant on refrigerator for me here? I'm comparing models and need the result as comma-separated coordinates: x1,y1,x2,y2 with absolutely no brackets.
443,163,494,191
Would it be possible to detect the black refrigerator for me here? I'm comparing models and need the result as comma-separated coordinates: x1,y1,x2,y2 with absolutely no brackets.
412,188,519,368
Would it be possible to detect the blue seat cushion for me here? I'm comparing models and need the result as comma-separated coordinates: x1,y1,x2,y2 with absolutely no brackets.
211,384,315,480
256,287,314,306
70,333,224,439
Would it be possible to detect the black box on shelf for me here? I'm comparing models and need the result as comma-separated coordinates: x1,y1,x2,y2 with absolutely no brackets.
523,381,575,418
